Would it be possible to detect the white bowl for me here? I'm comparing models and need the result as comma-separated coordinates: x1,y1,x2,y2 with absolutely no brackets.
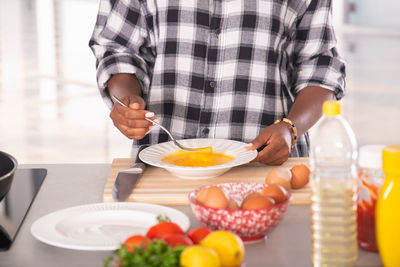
139,138,257,179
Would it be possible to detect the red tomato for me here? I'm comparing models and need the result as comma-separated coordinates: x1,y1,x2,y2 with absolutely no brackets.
187,227,212,244
123,235,150,252
161,233,193,247
145,222,184,239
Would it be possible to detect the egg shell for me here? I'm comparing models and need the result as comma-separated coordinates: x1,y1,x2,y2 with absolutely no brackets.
240,192,261,208
265,169,292,190
202,186,229,209
196,187,209,204
290,164,310,189
260,184,288,204
227,198,240,210
241,196,275,210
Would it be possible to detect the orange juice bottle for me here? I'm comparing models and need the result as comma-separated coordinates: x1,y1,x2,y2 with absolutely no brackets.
376,145,400,266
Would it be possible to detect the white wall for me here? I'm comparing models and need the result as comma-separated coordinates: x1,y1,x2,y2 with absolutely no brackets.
349,0,400,29
332,0,345,29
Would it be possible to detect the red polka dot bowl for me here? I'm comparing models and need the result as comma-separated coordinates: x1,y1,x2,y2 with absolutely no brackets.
188,182,291,243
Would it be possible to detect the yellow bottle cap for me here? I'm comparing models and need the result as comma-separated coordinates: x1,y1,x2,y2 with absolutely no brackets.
383,145,400,175
323,100,341,116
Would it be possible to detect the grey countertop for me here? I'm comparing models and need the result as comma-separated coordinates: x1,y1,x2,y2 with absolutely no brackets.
0,164,382,267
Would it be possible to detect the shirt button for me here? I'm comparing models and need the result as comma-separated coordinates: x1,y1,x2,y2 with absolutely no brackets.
214,28,221,35
202,128,210,135
209,81,216,88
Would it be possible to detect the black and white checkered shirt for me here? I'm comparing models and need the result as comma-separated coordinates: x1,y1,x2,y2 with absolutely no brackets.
89,0,345,157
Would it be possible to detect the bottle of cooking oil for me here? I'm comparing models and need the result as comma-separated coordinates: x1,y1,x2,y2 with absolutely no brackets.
310,100,358,266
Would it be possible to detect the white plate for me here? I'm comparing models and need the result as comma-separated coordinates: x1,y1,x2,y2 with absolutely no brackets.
139,138,257,179
31,202,190,251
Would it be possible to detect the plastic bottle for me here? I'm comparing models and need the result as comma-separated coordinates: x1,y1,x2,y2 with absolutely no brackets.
357,144,385,252
376,145,400,266
310,100,358,267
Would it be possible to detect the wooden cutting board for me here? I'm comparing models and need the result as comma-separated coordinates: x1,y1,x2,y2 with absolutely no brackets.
103,158,311,205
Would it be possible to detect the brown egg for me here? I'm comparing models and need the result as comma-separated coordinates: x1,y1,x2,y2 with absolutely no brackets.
227,198,240,210
202,186,229,209
196,187,209,205
265,169,292,190
241,196,275,210
240,192,261,208
290,164,310,189
260,184,288,204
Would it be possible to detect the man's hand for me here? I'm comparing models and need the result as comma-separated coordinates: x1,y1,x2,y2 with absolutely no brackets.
246,122,293,165
110,95,154,140
107,74,153,140
247,86,334,165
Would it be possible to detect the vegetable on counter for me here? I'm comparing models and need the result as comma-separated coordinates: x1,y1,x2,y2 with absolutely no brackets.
187,227,212,245
145,221,185,240
123,235,150,252
104,239,184,267
104,215,245,267
105,215,187,267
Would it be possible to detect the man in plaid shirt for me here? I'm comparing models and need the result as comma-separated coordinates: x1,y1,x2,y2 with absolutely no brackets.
89,0,345,165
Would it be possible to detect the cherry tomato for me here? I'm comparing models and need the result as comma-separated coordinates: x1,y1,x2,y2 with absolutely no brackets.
161,233,193,247
145,221,185,239
123,235,150,252
187,227,212,244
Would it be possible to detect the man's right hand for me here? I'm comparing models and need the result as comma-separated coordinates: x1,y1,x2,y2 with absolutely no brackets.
110,95,154,140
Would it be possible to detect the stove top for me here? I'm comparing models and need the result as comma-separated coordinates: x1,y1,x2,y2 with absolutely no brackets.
0,168,47,250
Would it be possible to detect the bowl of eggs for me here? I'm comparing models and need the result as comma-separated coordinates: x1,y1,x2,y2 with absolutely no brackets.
188,182,291,243
139,139,257,179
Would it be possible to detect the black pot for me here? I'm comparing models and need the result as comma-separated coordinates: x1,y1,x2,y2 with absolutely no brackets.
0,151,17,201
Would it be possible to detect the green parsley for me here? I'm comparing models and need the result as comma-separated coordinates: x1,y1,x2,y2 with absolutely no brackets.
104,239,185,267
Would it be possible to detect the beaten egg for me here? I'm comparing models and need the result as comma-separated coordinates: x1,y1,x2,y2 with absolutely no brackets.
162,148,234,167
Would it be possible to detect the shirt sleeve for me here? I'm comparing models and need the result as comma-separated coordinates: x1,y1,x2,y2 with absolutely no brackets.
292,0,346,100
89,0,155,108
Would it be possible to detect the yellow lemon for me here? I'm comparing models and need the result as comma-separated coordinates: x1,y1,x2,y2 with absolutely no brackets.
200,231,245,267
180,245,221,267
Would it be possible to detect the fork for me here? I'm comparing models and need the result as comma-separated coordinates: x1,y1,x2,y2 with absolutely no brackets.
111,95,208,152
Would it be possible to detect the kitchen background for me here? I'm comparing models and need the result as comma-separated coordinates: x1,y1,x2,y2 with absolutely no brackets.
0,0,399,164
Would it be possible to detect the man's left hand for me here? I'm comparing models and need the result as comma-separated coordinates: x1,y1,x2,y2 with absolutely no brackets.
246,123,292,165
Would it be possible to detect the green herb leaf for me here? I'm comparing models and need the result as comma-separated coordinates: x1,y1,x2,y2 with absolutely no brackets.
104,239,184,267
156,215,171,223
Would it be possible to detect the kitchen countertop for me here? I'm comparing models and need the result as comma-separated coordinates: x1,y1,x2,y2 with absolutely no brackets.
0,164,382,267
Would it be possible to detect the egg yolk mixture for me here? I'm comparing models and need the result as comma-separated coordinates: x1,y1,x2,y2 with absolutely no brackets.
161,147,234,167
